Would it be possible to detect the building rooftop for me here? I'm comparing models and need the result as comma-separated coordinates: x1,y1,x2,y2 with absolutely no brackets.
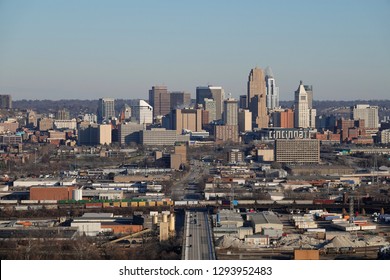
248,211,282,225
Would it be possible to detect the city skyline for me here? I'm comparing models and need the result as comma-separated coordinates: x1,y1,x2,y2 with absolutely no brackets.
1,0,389,101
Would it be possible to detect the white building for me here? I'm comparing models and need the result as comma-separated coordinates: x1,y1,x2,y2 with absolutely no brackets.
294,81,316,128
132,100,153,125
265,67,279,111
352,104,379,128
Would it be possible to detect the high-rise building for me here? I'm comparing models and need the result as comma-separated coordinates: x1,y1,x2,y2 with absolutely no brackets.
238,109,252,132
214,125,239,143
38,118,54,131
304,85,313,109
97,98,115,123
223,98,238,126
56,108,70,120
131,100,153,125
196,86,225,121
265,67,279,111
352,104,379,128
149,86,170,117
78,124,99,146
171,109,203,134
204,98,217,122
0,95,12,109
99,124,112,145
294,81,316,128
272,108,294,128
170,91,191,110
239,95,247,109
247,68,269,128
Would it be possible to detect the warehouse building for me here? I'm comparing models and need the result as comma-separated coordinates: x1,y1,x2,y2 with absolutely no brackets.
247,211,283,233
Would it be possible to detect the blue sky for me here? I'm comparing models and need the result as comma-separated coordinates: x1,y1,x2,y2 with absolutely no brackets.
0,0,389,100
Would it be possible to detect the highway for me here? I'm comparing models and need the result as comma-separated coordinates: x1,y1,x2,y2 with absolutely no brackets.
182,210,215,260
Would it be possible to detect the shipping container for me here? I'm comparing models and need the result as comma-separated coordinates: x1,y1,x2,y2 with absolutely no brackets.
130,202,138,207
21,200,39,204
147,201,156,207
156,201,164,206
120,201,129,207
0,200,18,204
103,202,110,208
112,202,120,207
138,201,146,207
14,206,29,211
174,201,188,206
44,205,57,210
40,200,58,204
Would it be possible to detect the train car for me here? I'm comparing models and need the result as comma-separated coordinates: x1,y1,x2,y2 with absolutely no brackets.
85,202,103,209
236,200,256,205
0,200,18,204
256,200,275,205
313,199,335,205
174,201,188,206
294,200,314,205
275,200,294,205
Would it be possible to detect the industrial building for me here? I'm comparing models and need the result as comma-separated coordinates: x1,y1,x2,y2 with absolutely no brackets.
247,211,283,233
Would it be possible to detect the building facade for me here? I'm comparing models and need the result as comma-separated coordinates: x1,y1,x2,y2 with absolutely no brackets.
247,68,268,128
265,67,279,111
149,86,170,118
275,139,320,163
97,98,115,123
352,104,379,128
223,98,238,126
196,86,225,121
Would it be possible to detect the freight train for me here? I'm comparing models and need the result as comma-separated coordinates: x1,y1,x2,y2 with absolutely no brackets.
0,198,341,211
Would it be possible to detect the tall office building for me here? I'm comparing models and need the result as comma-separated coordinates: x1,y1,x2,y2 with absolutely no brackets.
196,86,225,121
304,85,313,109
247,68,269,128
149,86,170,117
204,98,217,122
223,98,238,126
131,100,153,125
97,98,115,123
0,95,12,109
56,108,70,120
294,81,313,128
118,122,144,145
239,95,247,109
265,67,279,111
352,104,379,128
119,104,132,123
170,91,191,110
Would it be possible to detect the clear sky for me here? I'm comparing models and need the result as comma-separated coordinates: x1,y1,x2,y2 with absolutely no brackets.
0,0,389,101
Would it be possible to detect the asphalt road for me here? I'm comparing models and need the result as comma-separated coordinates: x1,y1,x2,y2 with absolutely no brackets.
182,210,215,260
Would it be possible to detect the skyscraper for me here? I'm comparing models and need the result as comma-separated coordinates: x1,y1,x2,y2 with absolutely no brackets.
170,91,191,110
239,95,247,109
265,67,279,111
304,85,313,109
294,81,316,128
247,68,269,128
204,98,216,122
0,95,12,109
149,86,170,118
352,104,379,128
97,98,115,123
196,86,225,121
223,98,238,126
56,108,70,120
